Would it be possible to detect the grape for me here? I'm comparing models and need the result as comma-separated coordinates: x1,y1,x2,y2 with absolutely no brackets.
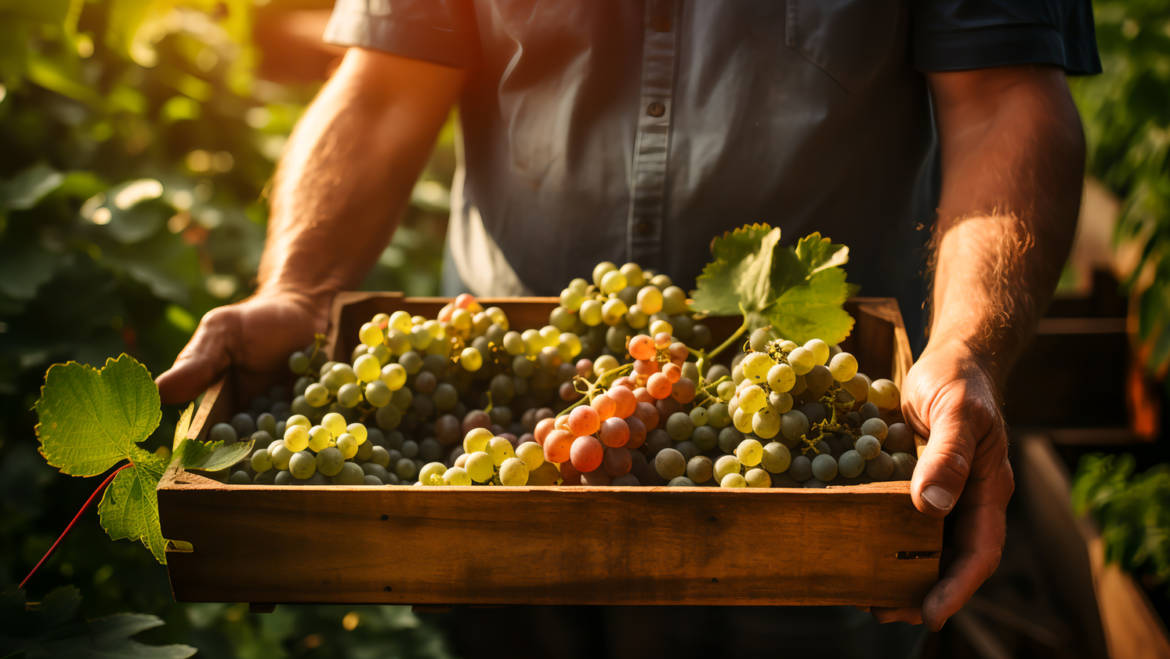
804,338,830,365
289,451,316,479
671,378,696,404
761,442,791,473
283,425,310,452
714,455,742,482
891,452,917,480
720,473,747,488
322,412,346,438
646,373,672,399
866,451,895,480
602,447,632,477
465,451,494,483
707,403,731,429
842,374,870,403
858,401,880,420
735,438,764,467
337,383,361,408
860,417,888,442
628,334,656,361
648,319,673,337
788,455,813,482
636,286,664,314
869,379,900,410
787,347,815,375
855,435,881,460
661,286,687,314
744,468,771,488
599,417,630,448
751,407,781,439
362,381,390,408
625,416,647,449
568,406,602,436
289,351,311,374
811,454,838,482
766,363,796,393
780,410,810,442
838,450,865,479
579,299,604,326
668,476,696,487
442,466,472,486
516,441,545,469
828,352,859,382
353,354,380,383
375,405,402,431
741,352,773,383
487,437,516,466
250,449,273,474
803,365,833,399
544,430,573,463
654,448,686,480
491,457,525,485
209,423,237,444
738,384,766,414
748,327,776,352
664,412,693,441
570,435,604,472
305,383,330,407
884,422,915,453
464,427,493,453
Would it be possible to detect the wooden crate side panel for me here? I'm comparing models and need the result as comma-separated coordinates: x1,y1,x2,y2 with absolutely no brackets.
159,485,939,607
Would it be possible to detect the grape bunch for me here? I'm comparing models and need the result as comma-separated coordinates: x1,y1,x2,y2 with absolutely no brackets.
212,260,917,489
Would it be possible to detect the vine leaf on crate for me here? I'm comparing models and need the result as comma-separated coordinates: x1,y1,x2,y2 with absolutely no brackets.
98,448,169,564
175,438,254,473
691,226,856,345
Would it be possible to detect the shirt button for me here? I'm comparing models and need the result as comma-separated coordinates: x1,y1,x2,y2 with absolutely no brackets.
635,221,654,237
646,102,665,118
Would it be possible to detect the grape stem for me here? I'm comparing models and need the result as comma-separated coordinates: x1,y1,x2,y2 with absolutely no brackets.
19,462,133,590
697,311,751,375
557,362,634,416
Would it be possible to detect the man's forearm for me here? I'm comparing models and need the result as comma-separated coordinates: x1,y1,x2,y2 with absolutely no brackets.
257,49,465,304
926,66,1086,383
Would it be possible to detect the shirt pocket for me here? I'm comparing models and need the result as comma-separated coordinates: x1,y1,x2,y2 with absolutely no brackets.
784,0,905,93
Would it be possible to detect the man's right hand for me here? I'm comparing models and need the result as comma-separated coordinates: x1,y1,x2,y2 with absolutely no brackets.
155,292,329,405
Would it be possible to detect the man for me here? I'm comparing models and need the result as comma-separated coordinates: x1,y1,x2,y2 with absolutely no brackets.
157,0,1099,655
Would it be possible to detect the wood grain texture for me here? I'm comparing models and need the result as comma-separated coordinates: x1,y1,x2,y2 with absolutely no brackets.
160,295,942,606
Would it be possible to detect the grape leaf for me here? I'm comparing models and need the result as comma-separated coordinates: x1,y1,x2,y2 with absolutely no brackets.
691,225,856,344
35,355,161,477
1,163,64,210
175,437,253,473
98,448,168,564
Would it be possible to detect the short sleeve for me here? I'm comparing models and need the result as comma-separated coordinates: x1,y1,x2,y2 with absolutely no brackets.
323,0,480,68
911,0,1101,75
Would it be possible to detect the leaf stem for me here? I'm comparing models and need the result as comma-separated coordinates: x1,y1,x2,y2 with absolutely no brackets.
19,462,132,590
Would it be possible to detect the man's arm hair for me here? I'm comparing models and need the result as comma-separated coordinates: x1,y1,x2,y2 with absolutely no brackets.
925,65,1086,382
258,48,465,304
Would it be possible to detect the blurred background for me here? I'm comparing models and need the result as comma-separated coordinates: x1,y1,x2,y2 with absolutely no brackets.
0,0,1167,657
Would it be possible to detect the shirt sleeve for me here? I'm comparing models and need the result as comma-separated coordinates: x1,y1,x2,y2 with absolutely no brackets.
323,0,480,68
911,0,1101,75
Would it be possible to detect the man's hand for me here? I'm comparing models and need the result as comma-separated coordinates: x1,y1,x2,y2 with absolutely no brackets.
155,292,328,405
873,339,1014,630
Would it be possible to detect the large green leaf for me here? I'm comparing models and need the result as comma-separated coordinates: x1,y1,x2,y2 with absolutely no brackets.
0,240,60,299
175,437,254,473
98,448,168,564
690,224,780,316
34,355,161,477
764,267,857,345
2,163,64,210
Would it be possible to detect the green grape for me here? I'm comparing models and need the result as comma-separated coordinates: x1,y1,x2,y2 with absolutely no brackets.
687,426,715,453
605,325,631,354
579,299,603,326
828,351,859,383
315,447,344,476
322,412,346,438
460,346,484,372
409,326,433,351
601,298,628,325
768,391,794,415
380,363,407,390
860,417,888,442
804,365,833,399
600,270,628,295
393,457,417,481
732,407,754,434
636,286,664,314
619,262,644,286
370,344,392,365
568,277,590,296
501,331,525,355
811,454,838,482
345,423,368,445
804,338,830,365
289,451,316,479
748,327,776,352
337,433,358,459
751,408,781,439
466,451,495,483
434,383,459,411
385,330,411,354
648,319,673,337
720,472,747,488
487,437,515,466
716,381,736,402
780,410,810,441
550,306,576,331
251,449,273,474
665,412,695,441
654,448,687,480
866,451,895,480
735,438,763,467
399,351,423,374
592,261,618,287
419,461,446,485
661,286,687,314
363,381,391,407
538,325,560,347
352,354,378,382
499,457,530,485
268,440,293,470
284,425,310,452
375,404,402,431
516,442,545,469
767,363,796,393
714,455,742,481
287,414,310,429
689,406,709,426
289,351,311,374
273,470,293,485
209,423,236,444
708,402,731,428
626,305,648,329
891,452,917,480
337,383,361,408
686,455,714,483
559,332,582,359
668,476,696,487
787,346,815,375
855,434,881,460
761,442,791,473
307,425,331,451
464,427,493,453
738,384,766,414
741,352,774,383
869,379,900,410
333,462,365,485
560,288,584,311
369,445,391,467
305,383,329,407
838,450,865,479
745,468,771,488
442,466,471,486
593,354,619,377
385,310,410,334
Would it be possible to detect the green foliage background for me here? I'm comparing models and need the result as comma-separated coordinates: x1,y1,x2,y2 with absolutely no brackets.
0,0,453,655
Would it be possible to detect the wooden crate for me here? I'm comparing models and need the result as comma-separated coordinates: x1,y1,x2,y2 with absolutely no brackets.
158,294,941,607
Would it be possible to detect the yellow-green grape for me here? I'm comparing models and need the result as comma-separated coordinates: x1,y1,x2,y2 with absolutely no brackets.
322,412,346,438
316,447,344,476
370,344,391,365
767,363,796,393
460,346,483,372
284,425,310,452
661,286,688,314
466,451,495,483
443,466,472,486
371,312,390,326
304,383,329,407
287,414,311,429
269,441,293,470
738,384,766,414
516,442,545,470
735,438,764,467
426,338,452,357
364,381,391,407
336,433,358,459
487,437,515,466
568,277,590,295
636,286,664,314
787,346,816,375
869,378,901,410
503,331,526,355
386,310,411,333
538,325,560,347
732,407,755,434
558,333,582,360
450,308,472,333
579,299,603,326
593,354,620,377
289,451,316,479
419,461,446,486
409,326,433,351
601,298,628,325
745,468,771,488
714,455,742,481
600,270,627,295
741,352,774,383
761,442,791,473
843,373,870,403
649,319,673,337
464,428,493,453
592,261,617,287
620,262,644,287
423,319,444,338
517,329,539,354
251,449,273,473
308,425,332,452
379,363,406,391
804,338,830,365
359,322,384,347
720,472,747,488
337,383,361,408
472,312,492,335
347,423,368,445
562,287,586,312
752,408,781,439
626,305,648,329
499,457,529,485
385,330,411,354
828,351,859,383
